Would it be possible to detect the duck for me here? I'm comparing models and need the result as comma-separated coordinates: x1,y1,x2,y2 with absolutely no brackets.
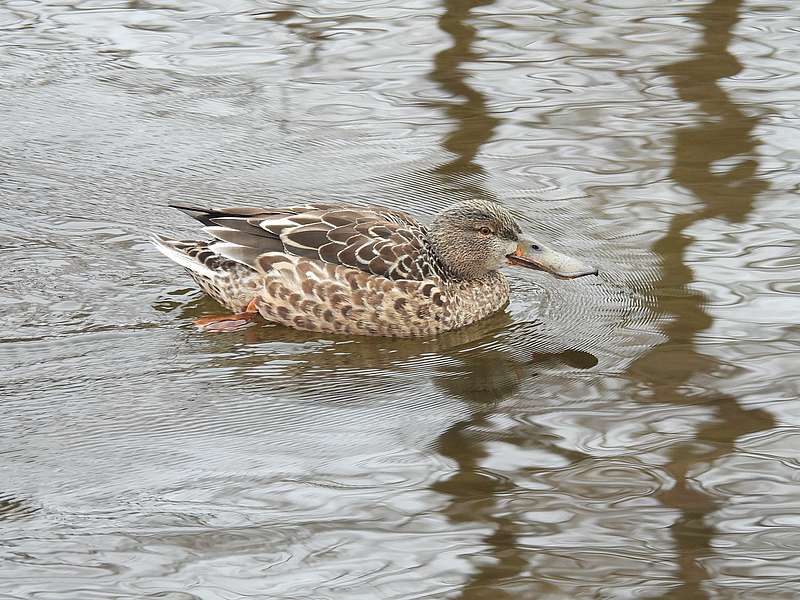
152,199,598,336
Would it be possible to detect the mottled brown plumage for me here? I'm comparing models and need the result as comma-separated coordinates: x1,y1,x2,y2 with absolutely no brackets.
152,200,597,337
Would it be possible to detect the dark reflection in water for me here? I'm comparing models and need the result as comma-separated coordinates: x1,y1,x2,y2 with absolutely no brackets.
428,0,500,200
424,0,579,596
631,1,775,597
427,0,778,596
0,492,38,522
5,0,797,595
432,347,596,600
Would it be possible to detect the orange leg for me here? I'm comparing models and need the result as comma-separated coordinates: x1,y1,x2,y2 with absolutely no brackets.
244,297,259,313
193,298,261,332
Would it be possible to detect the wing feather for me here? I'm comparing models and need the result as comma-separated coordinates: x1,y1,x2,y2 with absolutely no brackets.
170,203,432,280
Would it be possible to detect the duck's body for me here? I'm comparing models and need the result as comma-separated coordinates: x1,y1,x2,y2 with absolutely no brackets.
153,201,596,337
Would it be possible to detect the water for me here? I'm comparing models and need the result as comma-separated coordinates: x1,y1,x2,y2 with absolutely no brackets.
1,0,798,598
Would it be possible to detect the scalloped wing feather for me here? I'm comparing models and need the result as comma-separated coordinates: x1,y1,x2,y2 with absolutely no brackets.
171,203,433,281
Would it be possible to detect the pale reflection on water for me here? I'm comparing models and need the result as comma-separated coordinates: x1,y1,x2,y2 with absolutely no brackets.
1,0,799,598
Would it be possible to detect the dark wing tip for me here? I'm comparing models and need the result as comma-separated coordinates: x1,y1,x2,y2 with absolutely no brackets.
169,203,216,225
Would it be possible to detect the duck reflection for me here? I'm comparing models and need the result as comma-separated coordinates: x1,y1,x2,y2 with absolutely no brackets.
432,344,596,599
631,0,774,597
157,282,597,600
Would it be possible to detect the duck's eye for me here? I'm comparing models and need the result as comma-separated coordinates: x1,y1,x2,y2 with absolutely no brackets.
478,226,493,236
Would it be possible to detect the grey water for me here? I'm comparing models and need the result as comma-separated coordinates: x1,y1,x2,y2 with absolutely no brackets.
1,0,799,598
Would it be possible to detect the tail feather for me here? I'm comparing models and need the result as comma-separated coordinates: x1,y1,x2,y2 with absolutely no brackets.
150,233,217,279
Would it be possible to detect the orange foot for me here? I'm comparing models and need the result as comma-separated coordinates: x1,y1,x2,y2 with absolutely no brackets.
193,298,261,332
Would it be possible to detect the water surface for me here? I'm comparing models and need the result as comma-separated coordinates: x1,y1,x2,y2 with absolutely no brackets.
2,0,799,598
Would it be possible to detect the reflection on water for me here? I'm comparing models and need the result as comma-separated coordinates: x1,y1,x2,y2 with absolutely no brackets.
428,0,500,197
2,0,799,597
433,347,597,599
633,0,775,597
428,0,592,596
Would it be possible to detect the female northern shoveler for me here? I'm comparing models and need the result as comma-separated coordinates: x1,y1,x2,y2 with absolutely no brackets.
152,200,597,336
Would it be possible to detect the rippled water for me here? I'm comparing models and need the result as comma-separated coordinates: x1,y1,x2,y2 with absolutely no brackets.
2,0,799,598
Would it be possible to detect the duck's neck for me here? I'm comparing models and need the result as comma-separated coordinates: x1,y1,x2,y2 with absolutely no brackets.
426,227,487,282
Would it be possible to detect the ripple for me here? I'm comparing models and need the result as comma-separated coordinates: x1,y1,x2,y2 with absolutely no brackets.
3,0,800,597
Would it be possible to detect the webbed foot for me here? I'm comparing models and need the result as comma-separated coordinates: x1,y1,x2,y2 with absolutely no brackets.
193,298,261,332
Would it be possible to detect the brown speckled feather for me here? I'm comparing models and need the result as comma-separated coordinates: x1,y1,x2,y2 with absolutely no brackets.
153,202,514,337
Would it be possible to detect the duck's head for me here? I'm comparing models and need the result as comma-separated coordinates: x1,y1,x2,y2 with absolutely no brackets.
428,200,598,281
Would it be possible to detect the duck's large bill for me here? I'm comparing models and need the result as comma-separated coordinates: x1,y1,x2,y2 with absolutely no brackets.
507,240,598,279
